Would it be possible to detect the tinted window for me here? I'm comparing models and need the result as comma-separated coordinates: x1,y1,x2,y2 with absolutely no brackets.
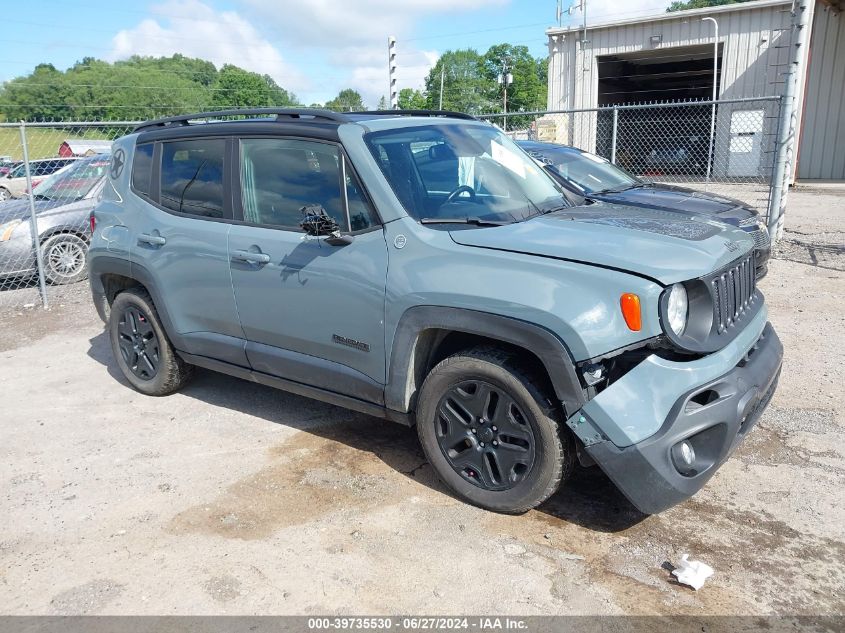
160,139,225,218
33,160,68,177
240,139,344,229
344,157,378,231
132,143,154,196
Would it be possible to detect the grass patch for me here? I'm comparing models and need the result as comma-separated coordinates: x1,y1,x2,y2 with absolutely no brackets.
0,126,124,161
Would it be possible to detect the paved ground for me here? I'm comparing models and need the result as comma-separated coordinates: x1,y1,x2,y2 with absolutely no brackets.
0,190,843,616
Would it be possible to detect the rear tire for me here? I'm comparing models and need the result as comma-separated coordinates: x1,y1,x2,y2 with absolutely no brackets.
416,347,575,514
109,288,193,396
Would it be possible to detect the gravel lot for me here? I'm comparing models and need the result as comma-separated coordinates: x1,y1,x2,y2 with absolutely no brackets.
0,189,843,616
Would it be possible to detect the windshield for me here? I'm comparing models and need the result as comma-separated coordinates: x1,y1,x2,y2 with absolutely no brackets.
33,157,109,201
532,148,640,195
365,123,570,224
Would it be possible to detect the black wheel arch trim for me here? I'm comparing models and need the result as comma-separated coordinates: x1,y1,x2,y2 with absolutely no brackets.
89,255,186,350
386,306,587,417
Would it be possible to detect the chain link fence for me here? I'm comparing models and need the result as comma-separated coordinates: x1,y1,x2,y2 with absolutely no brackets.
0,98,785,313
481,97,784,217
0,121,135,313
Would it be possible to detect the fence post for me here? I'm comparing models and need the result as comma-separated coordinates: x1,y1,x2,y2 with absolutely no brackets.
768,1,811,240
18,121,49,309
610,106,618,164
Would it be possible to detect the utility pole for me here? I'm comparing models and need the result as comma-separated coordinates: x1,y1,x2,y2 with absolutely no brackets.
768,2,812,239
388,36,398,109
498,64,513,131
702,17,719,188
439,65,445,110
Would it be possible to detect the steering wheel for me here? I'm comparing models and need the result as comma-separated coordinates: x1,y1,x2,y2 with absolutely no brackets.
446,185,476,203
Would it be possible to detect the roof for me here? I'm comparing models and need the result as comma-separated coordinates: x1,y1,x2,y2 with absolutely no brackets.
60,139,112,154
546,0,792,35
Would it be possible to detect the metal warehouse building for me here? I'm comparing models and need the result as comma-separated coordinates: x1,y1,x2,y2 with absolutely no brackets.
545,0,844,181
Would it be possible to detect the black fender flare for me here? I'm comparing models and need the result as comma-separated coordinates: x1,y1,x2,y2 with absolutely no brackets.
385,306,586,417
88,256,186,349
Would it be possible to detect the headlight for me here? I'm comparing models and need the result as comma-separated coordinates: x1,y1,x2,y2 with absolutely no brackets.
0,218,22,241
666,283,688,336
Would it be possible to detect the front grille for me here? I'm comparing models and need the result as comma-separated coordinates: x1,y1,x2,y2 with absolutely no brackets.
750,228,770,250
712,254,757,334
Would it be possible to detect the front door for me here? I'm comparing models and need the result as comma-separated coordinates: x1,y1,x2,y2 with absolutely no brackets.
228,137,388,401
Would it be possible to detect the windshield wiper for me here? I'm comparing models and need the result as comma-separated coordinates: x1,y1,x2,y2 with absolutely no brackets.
594,183,643,194
33,194,52,201
420,217,510,226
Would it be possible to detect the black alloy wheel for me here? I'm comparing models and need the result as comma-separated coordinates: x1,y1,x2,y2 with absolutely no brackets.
116,306,160,380
416,347,574,514
436,379,536,491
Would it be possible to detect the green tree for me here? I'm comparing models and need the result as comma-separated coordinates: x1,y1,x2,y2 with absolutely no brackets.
325,88,365,112
667,0,753,11
481,44,547,127
211,65,297,108
377,95,389,110
424,49,494,115
398,88,427,110
0,54,299,121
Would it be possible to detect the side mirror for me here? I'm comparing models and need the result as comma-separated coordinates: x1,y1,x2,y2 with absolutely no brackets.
299,204,354,246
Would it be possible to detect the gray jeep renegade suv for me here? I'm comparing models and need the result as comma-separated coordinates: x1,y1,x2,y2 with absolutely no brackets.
89,109,783,515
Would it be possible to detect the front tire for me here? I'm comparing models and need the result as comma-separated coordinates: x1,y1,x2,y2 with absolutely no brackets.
109,288,193,396
416,347,575,514
0,187,10,202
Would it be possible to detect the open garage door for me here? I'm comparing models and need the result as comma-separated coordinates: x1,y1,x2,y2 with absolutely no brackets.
597,44,722,178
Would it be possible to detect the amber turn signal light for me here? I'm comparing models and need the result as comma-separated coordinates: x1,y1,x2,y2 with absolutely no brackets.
620,293,642,331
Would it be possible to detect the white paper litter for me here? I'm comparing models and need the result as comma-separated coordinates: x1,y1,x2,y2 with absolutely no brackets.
671,553,714,590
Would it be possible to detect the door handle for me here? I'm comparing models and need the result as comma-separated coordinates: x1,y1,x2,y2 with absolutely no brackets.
138,232,166,247
231,249,271,265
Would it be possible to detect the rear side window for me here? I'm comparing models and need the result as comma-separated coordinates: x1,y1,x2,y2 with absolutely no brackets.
160,139,225,218
131,143,154,196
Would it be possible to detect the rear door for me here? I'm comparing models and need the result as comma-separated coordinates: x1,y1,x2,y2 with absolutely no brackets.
228,136,388,399
128,136,247,366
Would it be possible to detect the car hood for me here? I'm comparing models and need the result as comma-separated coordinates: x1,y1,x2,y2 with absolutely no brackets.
448,203,754,285
592,183,758,226
0,196,92,223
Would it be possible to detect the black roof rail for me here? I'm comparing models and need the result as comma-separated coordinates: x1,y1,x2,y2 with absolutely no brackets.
349,109,477,121
133,108,352,133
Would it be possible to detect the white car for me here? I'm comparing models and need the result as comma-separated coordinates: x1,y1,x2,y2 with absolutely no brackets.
0,157,79,201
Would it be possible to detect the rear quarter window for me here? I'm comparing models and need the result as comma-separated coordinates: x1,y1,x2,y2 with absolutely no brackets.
131,143,154,196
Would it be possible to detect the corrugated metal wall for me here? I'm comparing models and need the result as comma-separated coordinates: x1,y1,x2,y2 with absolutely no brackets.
798,5,845,180
547,1,793,112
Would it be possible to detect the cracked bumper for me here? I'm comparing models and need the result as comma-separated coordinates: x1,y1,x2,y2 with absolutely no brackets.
567,309,783,514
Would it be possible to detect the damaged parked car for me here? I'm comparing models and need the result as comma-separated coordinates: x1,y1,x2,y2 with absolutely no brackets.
89,109,782,514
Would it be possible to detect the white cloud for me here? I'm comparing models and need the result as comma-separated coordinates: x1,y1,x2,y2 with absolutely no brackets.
238,0,508,106
109,0,308,93
567,0,667,26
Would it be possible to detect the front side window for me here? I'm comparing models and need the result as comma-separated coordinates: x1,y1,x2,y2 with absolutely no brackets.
240,138,346,229
160,139,225,218
365,123,569,224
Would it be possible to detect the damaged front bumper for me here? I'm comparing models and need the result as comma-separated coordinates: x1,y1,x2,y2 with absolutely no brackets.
566,307,783,514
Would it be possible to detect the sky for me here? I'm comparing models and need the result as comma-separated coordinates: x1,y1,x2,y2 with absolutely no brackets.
1,0,669,108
